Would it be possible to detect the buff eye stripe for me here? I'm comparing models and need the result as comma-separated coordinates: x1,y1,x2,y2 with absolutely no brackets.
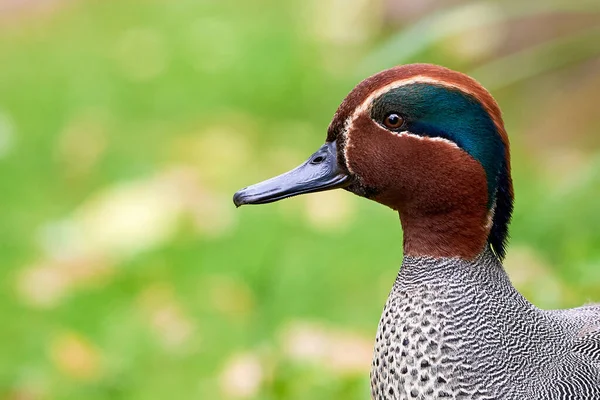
351,76,492,123
341,115,355,174
339,76,482,175
387,131,460,149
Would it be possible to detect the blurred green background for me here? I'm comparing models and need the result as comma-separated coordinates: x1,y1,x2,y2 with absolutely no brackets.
1,0,600,399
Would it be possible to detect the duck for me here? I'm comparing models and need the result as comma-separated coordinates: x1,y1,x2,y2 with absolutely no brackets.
232,64,600,400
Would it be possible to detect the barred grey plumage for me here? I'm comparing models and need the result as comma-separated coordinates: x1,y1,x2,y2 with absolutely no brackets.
370,247,600,399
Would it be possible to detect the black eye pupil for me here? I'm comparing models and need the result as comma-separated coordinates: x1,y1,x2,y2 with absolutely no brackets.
385,113,403,128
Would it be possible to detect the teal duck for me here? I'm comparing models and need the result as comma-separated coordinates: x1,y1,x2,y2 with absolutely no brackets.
233,64,600,399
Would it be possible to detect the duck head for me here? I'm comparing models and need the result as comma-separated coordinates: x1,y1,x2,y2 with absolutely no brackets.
234,64,513,260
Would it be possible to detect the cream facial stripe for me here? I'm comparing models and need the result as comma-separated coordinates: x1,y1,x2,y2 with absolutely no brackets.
388,131,459,149
351,75,486,120
341,116,354,173
342,76,471,173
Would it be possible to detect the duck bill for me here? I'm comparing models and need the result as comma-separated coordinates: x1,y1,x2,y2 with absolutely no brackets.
233,141,351,207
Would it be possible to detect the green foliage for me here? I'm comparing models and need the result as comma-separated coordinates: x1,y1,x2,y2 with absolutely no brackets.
0,1,599,399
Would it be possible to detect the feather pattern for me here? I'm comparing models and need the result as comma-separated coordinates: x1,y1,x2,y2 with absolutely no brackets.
371,248,600,399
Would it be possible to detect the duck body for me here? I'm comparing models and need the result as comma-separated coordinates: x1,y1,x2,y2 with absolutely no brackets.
233,63,600,399
372,249,600,399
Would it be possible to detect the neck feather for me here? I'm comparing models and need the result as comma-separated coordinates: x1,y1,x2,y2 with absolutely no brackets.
399,206,491,260
400,246,506,278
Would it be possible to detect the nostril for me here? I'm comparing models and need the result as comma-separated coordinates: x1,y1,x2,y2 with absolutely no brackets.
311,156,325,164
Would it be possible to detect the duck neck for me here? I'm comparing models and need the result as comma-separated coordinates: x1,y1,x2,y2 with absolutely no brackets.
398,246,511,289
393,248,532,324
398,207,491,260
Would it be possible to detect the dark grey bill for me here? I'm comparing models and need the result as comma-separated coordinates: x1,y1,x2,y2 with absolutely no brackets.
233,141,351,207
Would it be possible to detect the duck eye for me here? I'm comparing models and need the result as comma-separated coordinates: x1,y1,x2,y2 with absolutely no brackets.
383,113,404,129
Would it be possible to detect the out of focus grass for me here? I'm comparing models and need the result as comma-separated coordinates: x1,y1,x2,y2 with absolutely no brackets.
0,0,599,399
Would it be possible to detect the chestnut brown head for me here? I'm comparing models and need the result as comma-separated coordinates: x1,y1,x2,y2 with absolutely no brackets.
234,64,513,260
